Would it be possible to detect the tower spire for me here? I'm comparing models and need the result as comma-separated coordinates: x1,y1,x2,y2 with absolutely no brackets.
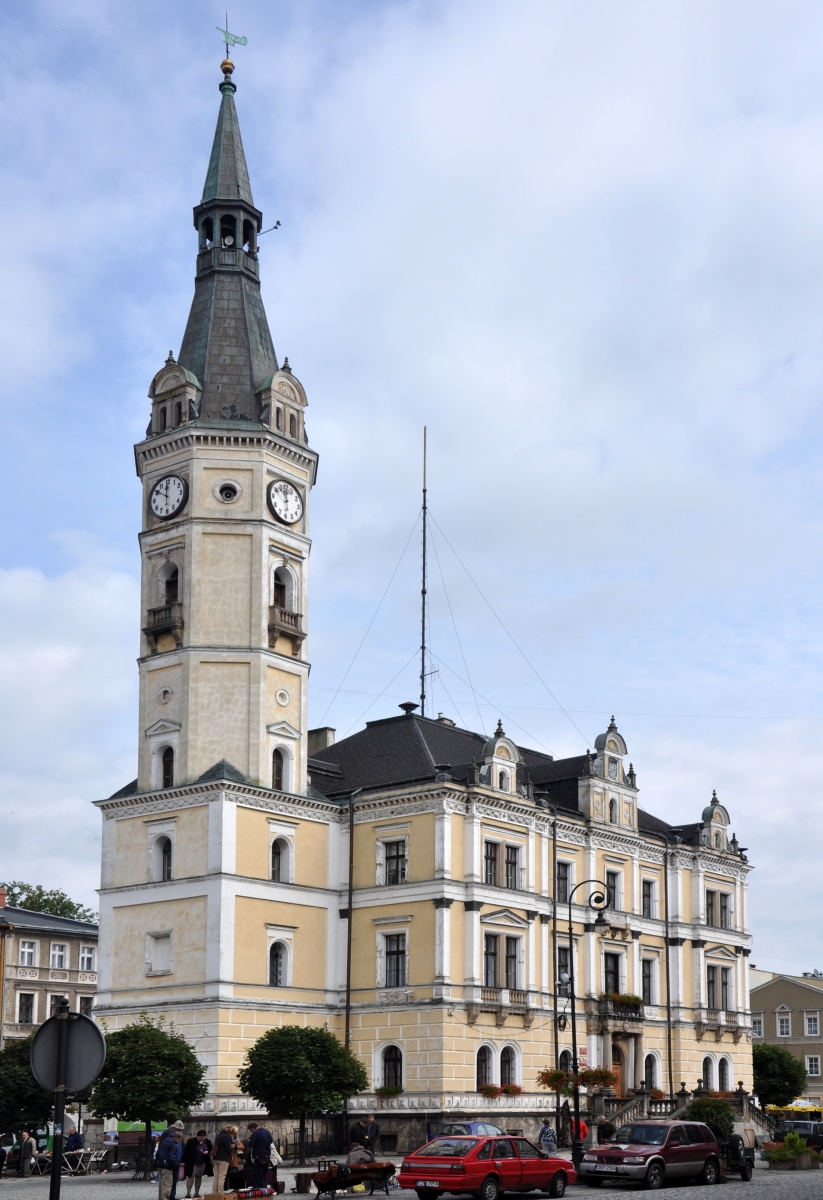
176,60,278,425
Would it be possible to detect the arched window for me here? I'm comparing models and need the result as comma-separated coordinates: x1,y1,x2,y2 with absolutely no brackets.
272,749,284,790
271,838,289,882
242,218,254,252
201,217,214,248
500,1046,516,1086
276,407,283,431
644,1054,656,1090
289,412,297,438
269,941,286,986
476,1045,492,1089
718,1057,730,1092
164,567,179,605
383,1045,403,1089
273,567,291,610
160,406,167,431
702,1056,713,1090
159,837,172,881
498,769,509,792
714,831,722,849
162,747,174,789
559,1049,572,1074
609,797,618,824
220,214,237,247
173,401,182,428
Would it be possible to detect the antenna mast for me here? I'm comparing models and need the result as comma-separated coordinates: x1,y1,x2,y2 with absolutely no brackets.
420,427,428,717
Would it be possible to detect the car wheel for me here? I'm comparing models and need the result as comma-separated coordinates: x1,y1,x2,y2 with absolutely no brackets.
698,1158,719,1186
548,1173,567,1197
479,1176,500,1200
739,1161,753,1182
643,1161,664,1190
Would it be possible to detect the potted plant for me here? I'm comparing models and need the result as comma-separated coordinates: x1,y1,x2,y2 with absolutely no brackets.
578,1067,619,1091
374,1085,403,1099
536,1069,570,1091
478,1083,503,1099
501,1084,523,1096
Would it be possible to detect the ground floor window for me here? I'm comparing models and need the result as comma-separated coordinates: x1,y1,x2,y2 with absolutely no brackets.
702,1057,713,1090
718,1057,730,1091
501,1046,516,1085
477,1045,492,1089
644,1054,656,1090
383,1045,402,1088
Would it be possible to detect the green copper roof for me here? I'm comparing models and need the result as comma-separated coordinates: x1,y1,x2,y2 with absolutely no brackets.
202,74,254,205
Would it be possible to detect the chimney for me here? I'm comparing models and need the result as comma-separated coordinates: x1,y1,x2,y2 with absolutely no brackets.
0,887,6,908
308,727,336,756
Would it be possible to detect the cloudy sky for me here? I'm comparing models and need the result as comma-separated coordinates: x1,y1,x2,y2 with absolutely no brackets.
2,0,822,971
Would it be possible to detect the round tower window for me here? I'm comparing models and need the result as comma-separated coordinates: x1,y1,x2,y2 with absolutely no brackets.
213,480,242,504
220,484,238,501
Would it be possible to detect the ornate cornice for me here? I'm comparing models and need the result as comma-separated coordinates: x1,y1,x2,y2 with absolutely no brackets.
135,427,318,482
95,780,340,823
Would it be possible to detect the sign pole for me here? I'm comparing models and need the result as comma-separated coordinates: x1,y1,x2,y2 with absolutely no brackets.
48,999,70,1200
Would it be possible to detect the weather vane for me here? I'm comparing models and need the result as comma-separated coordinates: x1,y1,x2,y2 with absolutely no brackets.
217,14,248,58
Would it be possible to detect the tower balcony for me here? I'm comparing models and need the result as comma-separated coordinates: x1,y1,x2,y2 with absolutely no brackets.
143,602,184,653
268,605,305,657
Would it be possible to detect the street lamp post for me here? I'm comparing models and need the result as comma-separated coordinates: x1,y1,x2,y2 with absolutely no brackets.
563,878,610,1171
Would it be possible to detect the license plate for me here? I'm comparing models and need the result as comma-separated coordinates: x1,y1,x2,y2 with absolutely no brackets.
593,1165,617,1173
415,1182,440,1188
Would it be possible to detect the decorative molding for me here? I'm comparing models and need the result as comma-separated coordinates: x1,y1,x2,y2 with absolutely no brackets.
432,898,454,910
464,901,483,913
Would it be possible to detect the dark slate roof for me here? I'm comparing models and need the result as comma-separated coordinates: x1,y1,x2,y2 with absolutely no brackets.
195,759,249,784
2,905,97,936
177,67,279,425
203,72,254,204
109,778,138,799
308,712,558,799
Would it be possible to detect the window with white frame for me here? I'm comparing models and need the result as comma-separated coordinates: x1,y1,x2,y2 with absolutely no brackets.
484,841,499,887
504,845,522,890
376,835,408,886
807,1013,820,1037
146,931,172,975
807,1056,821,1077
751,1014,763,1038
269,941,289,986
500,1045,518,1086
80,946,96,972
556,861,571,904
641,958,654,1006
17,993,35,1024
385,934,406,987
778,1013,791,1037
148,822,176,882
504,936,520,990
19,940,36,967
51,943,67,969
605,870,621,911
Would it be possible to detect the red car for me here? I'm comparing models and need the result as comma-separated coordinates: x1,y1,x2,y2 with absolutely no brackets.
399,1135,575,1200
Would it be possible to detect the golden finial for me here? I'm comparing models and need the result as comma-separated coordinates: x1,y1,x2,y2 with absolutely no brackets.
221,58,234,76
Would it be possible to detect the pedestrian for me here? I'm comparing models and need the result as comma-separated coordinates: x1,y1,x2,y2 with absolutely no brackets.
596,1116,615,1144
348,1117,370,1149
246,1122,273,1190
571,1117,588,1143
182,1130,213,1198
19,1132,36,1178
65,1128,83,1173
210,1124,234,1195
347,1142,375,1165
156,1124,184,1200
537,1118,557,1151
364,1115,380,1155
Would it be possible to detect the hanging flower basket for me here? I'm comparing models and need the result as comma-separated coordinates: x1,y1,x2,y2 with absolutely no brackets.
578,1067,619,1090
536,1068,570,1091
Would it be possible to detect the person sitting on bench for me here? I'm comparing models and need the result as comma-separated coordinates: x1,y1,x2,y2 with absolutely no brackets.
347,1143,376,1165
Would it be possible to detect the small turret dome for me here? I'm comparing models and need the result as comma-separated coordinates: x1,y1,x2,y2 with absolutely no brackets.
702,789,730,825
594,716,627,756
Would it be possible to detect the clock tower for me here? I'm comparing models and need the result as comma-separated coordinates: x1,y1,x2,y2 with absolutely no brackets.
136,57,316,798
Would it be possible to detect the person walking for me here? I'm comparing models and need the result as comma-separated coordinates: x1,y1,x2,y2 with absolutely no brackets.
156,1125,184,1200
182,1131,213,1198
19,1132,36,1178
246,1123,273,1190
364,1116,380,1155
537,1119,557,1152
210,1124,234,1195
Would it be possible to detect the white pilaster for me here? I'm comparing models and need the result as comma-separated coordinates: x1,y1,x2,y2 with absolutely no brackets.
434,899,453,984
540,833,549,898
435,811,452,880
464,902,481,984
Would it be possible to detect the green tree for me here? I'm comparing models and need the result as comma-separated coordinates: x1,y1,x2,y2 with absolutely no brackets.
0,1034,54,1130
90,1014,207,1177
238,1026,368,1154
1,881,96,922
685,1098,735,1139
753,1043,807,1108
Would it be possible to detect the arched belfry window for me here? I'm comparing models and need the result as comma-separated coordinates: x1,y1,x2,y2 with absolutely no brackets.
220,214,237,247
159,837,172,881
272,749,284,791
498,769,509,792
476,1045,492,1089
269,942,286,986
276,407,283,431
609,797,618,824
383,1045,402,1089
164,568,179,605
173,401,182,428
162,747,174,789
289,412,297,438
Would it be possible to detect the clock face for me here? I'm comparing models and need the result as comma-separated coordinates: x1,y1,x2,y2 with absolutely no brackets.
267,480,303,525
608,758,619,781
150,475,188,520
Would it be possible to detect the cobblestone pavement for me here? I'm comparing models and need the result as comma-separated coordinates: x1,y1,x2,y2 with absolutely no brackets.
1,1168,823,1198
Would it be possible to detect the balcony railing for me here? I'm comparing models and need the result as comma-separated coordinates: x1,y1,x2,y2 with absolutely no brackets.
143,602,183,652
597,997,644,1021
268,605,305,656
509,989,527,1008
481,987,500,1003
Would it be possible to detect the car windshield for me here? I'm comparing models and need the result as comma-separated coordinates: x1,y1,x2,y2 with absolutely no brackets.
614,1125,668,1146
787,1123,814,1135
416,1139,477,1158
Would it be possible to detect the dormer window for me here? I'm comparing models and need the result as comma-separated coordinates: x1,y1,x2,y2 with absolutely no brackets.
609,797,618,824
498,769,510,792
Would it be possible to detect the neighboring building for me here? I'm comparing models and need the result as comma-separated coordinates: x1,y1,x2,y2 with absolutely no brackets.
0,887,98,1043
93,57,754,1143
750,970,823,1108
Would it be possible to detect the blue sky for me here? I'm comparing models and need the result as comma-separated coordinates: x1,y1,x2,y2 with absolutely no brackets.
2,0,823,971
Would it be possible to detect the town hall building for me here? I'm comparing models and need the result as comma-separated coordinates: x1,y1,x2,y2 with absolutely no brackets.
94,58,755,1145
